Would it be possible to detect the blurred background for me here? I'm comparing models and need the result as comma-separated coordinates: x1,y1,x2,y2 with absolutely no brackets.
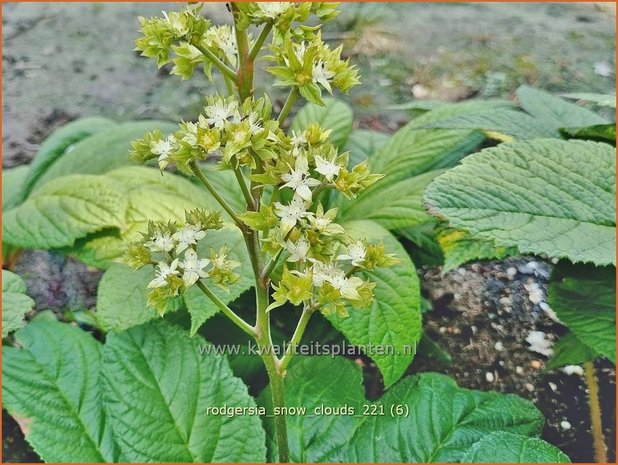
3,2,616,168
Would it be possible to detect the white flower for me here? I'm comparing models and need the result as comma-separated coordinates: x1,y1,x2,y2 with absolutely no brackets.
162,11,188,36
205,25,238,66
337,241,366,267
314,155,341,181
247,112,263,135
312,60,335,92
257,2,291,19
180,249,210,287
204,99,240,129
311,260,338,287
181,122,198,146
274,195,312,232
290,131,307,147
151,135,176,170
145,232,175,253
148,259,180,288
286,238,310,262
173,224,206,254
327,271,363,300
281,157,320,201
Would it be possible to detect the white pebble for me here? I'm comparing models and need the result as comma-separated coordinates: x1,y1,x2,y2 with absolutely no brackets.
439,327,447,334
525,383,535,392
560,420,572,430
562,365,584,376
525,330,554,357
515,366,524,375
494,341,505,351
485,372,495,383
506,267,517,277
548,382,558,392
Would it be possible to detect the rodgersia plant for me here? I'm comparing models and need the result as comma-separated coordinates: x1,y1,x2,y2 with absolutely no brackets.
128,3,393,461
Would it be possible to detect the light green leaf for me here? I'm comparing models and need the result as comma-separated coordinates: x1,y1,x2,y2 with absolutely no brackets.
548,263,615,363
22,116,118,199
436,227,517,273
102,321,266,462
2,318,118,462
561,92,616,108
3,174,128,249
260,356,364,463
347,372,545,462
184,226,254,335
424,109,559,139
424,139,616,266
546,332,600,371
344,130,390,167
462,432,570,463
2,270,34,337
290,98,354,147
199,165,247,213
329,220,421,387
96,263,161,332
31,121,176,192
2,165,30,211
370,108,484,184
517,85,607,130
340,170,442,230
561,123,616,143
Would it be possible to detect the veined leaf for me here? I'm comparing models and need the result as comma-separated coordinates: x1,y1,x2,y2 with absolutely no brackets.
548,263,616,363
102,321,266,462
560,92,616,108
21,116,118,199
260,357,558,463
2,318,118,462
516,85,608,130
329,220,421,387
2,270,34,337
424,139,616,266
184,226,254,335
462,432,570,463
30,120,176,192
344,130,390,167
561,123,616,143
290,98,354,147
2,165,30,211
340,170,441,230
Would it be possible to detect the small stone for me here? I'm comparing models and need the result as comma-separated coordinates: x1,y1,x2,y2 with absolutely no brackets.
494,341,504,351
506,267,517,278
562,365,584,376
531,360,542,369
457,267,467,276
525,383,535,392
471,325,478,335
549,382,558,392
439,327,447,334
485,372,495,383
526,330,554,357
515,366,524,375
560,420,572,430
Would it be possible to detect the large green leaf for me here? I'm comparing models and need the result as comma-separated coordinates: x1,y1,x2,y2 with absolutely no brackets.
96,263,162,332
546,332,600,371
21,116,118,199
344,130,390,167
370,108,485,184
4,167,222,266
462,432,570,463
339,170,441,230
102,321,266,462
548,263,616,363
424,139,616,266
561,93,616,108
184,226,254,335
561,123,616,143
30,121,176,192
260,357,555,463
516,85,607,130
2,270,34,337
2,318,118,462
328,220,421,387
290,98,354,147
2,165,30,211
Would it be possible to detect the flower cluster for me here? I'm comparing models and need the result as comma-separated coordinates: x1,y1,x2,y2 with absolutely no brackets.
130,95,278,173
125,209,240,314
235,3,340,35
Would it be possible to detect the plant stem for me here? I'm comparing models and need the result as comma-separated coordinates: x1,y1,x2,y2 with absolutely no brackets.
195,280,255,337
255,285,290,463
277,88,299,126
249,22,273,61
233,166,256,210
195,44,238,83
279,307,314,372
189,162,242,227
260,228,294,283
584,361,607,463
231,4,254,101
